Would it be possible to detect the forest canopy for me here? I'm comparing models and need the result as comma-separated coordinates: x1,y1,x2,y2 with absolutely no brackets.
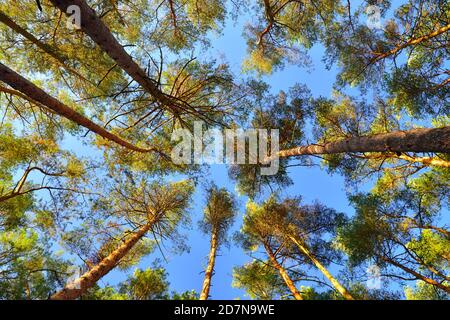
0,0,448,301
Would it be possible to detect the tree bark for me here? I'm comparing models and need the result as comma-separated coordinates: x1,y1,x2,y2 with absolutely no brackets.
380,256,450,294
372,23,450,63
0,63,157,153
51,223,151,300
289,236,355,300
0,85,51,111
265,127,450,162
395,155,450,168
354,153,450,168
264,242,303,300
199,228,219,300
49,0,181,112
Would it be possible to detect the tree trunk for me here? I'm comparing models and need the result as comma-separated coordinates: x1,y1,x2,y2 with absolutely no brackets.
395,155,450,168
372,23,450,63
51,223,151,300
354,153,450,168
264,243,303,300
380,256,450,294
265,127,450,162
199,228,219,300
0,11,90,83
49,0,180,111
289,236,355,300
0,85,50,111
0,63,157,153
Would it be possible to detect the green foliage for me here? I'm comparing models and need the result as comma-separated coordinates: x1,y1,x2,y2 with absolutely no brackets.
229,84,311,198
405,281,450,300
119,268,170,300
199,184,237,242
407,230,450,270
232,260,288,300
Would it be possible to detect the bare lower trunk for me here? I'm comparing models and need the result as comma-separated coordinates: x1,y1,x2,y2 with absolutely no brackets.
199,229,218,300
49,0,179,110
289,236,354,300
380,256,450,294
265,127,450,162
51,223,151,300
0,63,156,153
264,243,303,300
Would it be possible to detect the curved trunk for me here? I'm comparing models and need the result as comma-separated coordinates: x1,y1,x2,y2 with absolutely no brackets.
265,127,450,162
51,223,151,300
199,229,218,300
289,236,354,300
0,63,157,153
380,256,450,294
49,0,179,111
264,243,303,300
0,11,90,83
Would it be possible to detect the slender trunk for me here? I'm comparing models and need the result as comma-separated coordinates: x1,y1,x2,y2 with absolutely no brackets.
264,243,303,300
289,236,355,300
51,223,151,300
0,85,51,112
417,226,450,239
265,127,450,162
372,23,450,63
199,228,219,300
380,256,450,294
0,63,157,153
49,0,180,111
396,155,450,168
168,0,178,31
25,281,31,300
0,11,90,83
404,218,450,239
257,0,275,46
353,153,450,168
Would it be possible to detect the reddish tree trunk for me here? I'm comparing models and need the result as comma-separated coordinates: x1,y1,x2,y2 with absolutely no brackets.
49,0,179,111
51,223,151,300
264,243,303,300
0,63,156,153
266,127,450,162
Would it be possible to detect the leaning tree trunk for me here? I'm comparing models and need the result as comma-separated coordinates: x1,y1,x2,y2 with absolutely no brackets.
264,243,303,300
199,228,219,300
0,11,90,83
51,223,151,300
265,127,450,162
0,63,157,153
358,153,450,168
380,256,450,294
372,23,450,63
289,236,354,300
49,0,180,111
